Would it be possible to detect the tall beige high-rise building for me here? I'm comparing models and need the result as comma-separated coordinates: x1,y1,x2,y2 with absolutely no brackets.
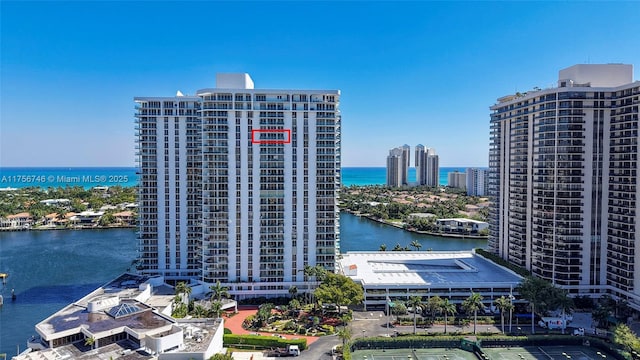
386,147,405,187
489,64,640,307
416,145,439,187
135,73,341,298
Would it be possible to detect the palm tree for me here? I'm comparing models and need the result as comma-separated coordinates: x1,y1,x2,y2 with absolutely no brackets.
551,288,574,334
209,281,229,302
84,336,96,349
379,244,387,251
462,292,484,334
192,304,208,318
494,296,513,334
407,295,423,334
337,326,352,348
210,301,223,318
439,298,457,334
175,281,191,303
410,240,422,251
517,277,554,334
288,285,298,299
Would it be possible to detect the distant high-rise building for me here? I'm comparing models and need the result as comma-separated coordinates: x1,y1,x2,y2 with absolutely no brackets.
448,171,466,190
401,144,411,186
135,73,341,298
415,144,426,185
425,148,439,187
386,147,404,187
415,145,439,187
466,168,488,196
489,64,640,307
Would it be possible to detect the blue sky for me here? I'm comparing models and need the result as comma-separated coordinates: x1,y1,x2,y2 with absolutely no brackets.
1,1,639,167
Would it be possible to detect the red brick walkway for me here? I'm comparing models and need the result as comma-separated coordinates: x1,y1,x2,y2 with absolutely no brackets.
223,306,319,345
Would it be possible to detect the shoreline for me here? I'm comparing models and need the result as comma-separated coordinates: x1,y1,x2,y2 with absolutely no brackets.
0,225,136,232
341,209,488,240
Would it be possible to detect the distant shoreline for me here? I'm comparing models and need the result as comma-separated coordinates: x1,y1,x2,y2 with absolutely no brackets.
341,209,488,240
0,225,136,232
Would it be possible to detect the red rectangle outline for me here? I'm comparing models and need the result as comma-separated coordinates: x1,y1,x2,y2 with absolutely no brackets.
251,129,291,144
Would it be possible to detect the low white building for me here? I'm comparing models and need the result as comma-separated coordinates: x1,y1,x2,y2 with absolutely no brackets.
339,251,522,310
15,274,225,360
436,218,488,234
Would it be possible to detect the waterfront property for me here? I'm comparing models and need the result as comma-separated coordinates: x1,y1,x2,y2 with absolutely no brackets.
338,251,521,309
0,212,33,230
436,218,488,234
135,73,341,298
16,273,224,360
488,63,640,307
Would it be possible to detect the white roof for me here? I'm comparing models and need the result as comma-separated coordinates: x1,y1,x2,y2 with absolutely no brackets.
339,251,521,288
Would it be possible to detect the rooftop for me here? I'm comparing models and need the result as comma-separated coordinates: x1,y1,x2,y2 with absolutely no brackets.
339,251,521,288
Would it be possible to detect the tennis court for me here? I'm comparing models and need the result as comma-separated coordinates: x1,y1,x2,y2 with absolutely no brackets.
482,345,613,360
351,348,478,360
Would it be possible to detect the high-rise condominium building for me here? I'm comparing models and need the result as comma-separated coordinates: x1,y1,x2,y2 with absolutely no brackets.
447,171,466,190
386,147,405,187
415,144,426,185
386,145,410,187
401,144,411,186
135,73,341,298
416,145,439,187
489,64,640,307
466,168,488,196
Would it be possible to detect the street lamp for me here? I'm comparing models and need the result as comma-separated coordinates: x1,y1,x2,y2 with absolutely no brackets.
509,292,515,334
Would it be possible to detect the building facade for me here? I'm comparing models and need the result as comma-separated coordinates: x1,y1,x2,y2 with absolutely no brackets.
416,145,439,187
466,168,488,196
425,148,439,187
447,171,466,190
135,73,341,297
488,64,640,307
386,147,406,187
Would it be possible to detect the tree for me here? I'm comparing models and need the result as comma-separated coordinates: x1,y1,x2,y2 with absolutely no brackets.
614,324,640,354
427,296,443,325
314,273,364,314
337,326,352,348
304,265,328,308
379,244,387,251
439,298,457,334
494,296,513,334
209,301,223,318
192,304,208,318
84,336,96,349
410,240,422,251
210,353,234,360
407,295,423,334
288,285,298,299
209,281,229,302
550,288,574,334
462,292,484,334
516,276,555,334
175,281,192,303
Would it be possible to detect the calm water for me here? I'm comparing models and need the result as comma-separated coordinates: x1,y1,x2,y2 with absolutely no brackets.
0,167,475,189
0,215,486,356
0,229,138,356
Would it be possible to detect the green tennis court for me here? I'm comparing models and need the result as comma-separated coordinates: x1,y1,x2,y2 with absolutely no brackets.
351,348,478,360
482,345,614,360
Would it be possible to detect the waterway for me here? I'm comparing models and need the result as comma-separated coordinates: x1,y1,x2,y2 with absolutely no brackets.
0,212,486,356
